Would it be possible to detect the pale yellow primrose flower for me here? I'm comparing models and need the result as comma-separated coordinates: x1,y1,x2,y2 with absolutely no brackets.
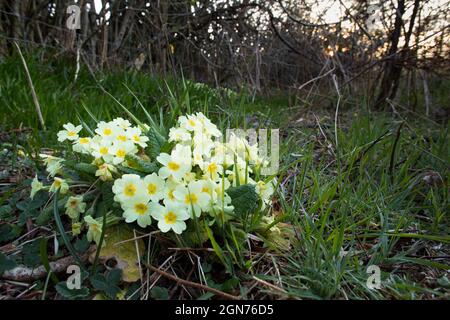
84,216,102,245
109,141,136,165
193,132,214,157
212,190,234,215
179,114,202,132
72,137,91,154
211,142,234,167
173,180,209,218
151,202,190,234
49,177,69,194
95,163,117,181
40,154,64,177
199,179,217,213
72,222,82,236
168,127,191,143
65,195,86,221
112,117,132,129
256,179,275,210
57,123,82,142
143,173,165,202
126,127,149,148
112,174,147,203
195,112,222,137
226,164,253,187
30,175,43,199
157,146,191,181
183,172,197,183
201,160,223,181
121,195,152,228
114,130,129,143
91,140,114,163
192,147,205,167
95,121,118,141
210,179,234,215
163,178,180,206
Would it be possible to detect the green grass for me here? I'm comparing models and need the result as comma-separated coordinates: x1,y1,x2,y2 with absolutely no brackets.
0,53,448,300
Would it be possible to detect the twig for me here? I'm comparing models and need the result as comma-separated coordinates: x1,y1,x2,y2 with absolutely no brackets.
16,283,38,299
251,276,288,295
147,264,241,300
1,255,87,282
297,66,335,91
167,247,217,252
133,229,144,287
13,42,46,130
114,230,160,245
332,74,341,151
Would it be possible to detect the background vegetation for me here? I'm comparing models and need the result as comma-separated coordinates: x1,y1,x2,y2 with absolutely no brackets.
0,0,448,300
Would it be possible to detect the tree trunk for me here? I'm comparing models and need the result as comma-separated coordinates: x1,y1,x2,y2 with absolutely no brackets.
373,0,406,109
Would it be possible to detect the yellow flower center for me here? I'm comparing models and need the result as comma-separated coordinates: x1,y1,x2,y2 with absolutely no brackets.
188,119,196,127
68,131,77,137
124,184,136,197
185,193,198,205
168,190,175,200
117,135,127,142
202,187,210,194
258,181,267,192
116,149,126,158
133,134,140,142
100,147,109,155
164,211,177,224
103,128,112,136
69,200,78,208
54,180,61,187
168,161,180,171
134,203,148,215
207,163,218,173
147,183,157,195
79,138,89,144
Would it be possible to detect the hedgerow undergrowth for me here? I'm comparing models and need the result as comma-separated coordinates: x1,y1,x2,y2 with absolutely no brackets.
0,55,448,300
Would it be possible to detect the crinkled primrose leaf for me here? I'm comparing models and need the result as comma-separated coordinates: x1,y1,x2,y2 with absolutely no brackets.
124,154,158,173
226,184,259,217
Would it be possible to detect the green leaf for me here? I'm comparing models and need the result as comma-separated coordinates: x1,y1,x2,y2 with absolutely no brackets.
36,196,68,226
55,282,90,299
22,241,41,267
221,276,240,292
124,154,158,174
90,269,122,299
204,222,231,272
117,165,146,176
201,262,212,273
0,252,17,274
197,292,215,300
437,276,450,288
53,190,85,270
74,163,98,175
146,127,166,159
150,286,169,300
74,236,90,254
0,204,12,219
125,282,141,300
99,182,115,208
0,224,22,244
226,184,258,217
